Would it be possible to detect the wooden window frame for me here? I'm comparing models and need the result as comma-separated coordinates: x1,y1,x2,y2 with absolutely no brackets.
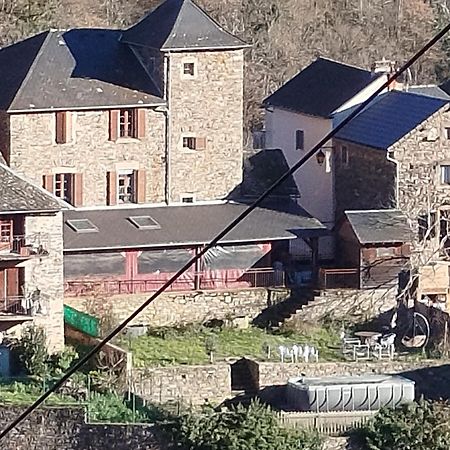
182,136,206,151
119,109,138,139
183,62,195,77
445,127,450,140
117,170,136,204
49,172,82,206
109,109,146,141
0,220,12,250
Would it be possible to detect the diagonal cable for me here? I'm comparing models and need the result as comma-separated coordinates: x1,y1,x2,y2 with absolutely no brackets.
1,21,450,440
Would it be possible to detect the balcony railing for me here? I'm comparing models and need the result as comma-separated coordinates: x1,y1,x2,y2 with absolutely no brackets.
0,296,32,316
0,234,50,258
65,268,286,296
318,268,360,290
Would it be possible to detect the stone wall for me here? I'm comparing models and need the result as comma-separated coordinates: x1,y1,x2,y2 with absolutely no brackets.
333,139,396,221
8,108,166,207
23,212,64,352
168,50,244,202
65,287,287,327
291,288,397,324
0,406,165,450
131,364,231,405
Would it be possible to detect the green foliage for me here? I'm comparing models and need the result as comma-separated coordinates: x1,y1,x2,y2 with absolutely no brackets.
165,400,322,450
15,326,48,377
123,325,341,367
360,400,450,450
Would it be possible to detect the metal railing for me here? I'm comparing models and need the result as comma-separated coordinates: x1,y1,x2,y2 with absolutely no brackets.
318,268,360,289
65,268,286,296
0,296,30,316
0,233,49,257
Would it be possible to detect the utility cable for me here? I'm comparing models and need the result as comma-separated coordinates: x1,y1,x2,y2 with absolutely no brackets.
1,21,450,441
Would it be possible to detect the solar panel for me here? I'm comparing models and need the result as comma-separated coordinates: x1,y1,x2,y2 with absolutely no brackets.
66,219,98,233
128,216,160,230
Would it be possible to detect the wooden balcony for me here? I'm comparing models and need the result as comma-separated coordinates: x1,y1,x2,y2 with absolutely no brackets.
318,268,360,290
0,296,35,320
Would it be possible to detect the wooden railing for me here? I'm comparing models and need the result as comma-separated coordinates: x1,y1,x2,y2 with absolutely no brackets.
0,296,31,316
0,233,49,257
318,268,360,290
65,268,286,296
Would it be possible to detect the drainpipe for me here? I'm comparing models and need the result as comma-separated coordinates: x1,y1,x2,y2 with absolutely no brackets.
386,150,399,208
164,53,172,205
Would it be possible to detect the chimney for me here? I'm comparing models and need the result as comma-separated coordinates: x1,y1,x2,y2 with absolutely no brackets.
371,58,401,91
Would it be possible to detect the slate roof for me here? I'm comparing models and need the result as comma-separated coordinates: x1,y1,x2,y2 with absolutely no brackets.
345,210,411,245
0,29,164,112
334,91,448,150
121,0,247,51
0,164,61,214
264,57,377,118
63,202,326,251
407,85,450,100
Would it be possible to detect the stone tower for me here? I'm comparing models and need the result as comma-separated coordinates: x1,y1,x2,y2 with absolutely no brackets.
121,0,248,203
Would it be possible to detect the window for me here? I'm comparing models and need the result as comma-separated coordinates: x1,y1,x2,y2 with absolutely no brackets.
55,173,74,203
295,130,304,150
441,165,450,184
119,109,137,138
182,137,206,151
55,111,72,144
118,171,135,203
109,109,146,141
128,216,160,230
66,219,98,233
445,128,450,140
418,212,437,242
43,173,83,206
181,195,195,204
183,62,195,77
0,221,12,248
341,146,349,166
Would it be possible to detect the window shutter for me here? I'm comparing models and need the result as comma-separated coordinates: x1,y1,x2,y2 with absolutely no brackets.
65,112,72,142
109,110,119,141
73,173,83,207
196,137,206,150
135,169,146,204
43,174,54,193
137,109,146,139
55,112,66,144
107,171,117,205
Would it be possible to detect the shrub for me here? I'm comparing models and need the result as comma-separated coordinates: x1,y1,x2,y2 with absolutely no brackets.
359,400,450,450
165,400,322,450
15,326,48,377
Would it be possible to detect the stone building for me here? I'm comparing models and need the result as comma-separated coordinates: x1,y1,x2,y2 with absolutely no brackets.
0,0,248,207
0,162,64,352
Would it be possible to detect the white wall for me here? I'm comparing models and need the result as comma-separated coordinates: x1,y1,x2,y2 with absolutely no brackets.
265,108,334,259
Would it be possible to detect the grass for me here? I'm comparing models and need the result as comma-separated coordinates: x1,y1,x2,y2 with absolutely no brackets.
122,324,342,367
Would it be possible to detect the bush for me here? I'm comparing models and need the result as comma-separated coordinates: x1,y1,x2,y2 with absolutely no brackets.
15,326,48,377
359,400,450,450
165,400,322,450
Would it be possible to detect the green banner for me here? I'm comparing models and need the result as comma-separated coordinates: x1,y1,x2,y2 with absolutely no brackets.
64,305,100,338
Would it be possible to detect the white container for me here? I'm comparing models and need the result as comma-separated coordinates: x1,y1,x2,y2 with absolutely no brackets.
287,374,415,412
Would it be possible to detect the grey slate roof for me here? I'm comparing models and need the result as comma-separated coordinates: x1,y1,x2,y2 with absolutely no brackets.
264,57,378,118
121,0,247,51
407,85,450,101
0,29,164,112
63,202,326,251
0,164,61,214
345,210,411,245
334,91,448,150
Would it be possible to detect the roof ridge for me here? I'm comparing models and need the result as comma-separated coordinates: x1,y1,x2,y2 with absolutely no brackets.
12,31,53,110
389,88,448,103
317,56,370,73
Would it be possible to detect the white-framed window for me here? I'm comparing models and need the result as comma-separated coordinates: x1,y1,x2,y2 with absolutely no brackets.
441,165,450,185
295,130,304,150
117,170,136,203
445,127,450,140
181,194,195,204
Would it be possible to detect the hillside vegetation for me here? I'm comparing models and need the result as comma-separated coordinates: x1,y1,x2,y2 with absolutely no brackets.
1,0,450,130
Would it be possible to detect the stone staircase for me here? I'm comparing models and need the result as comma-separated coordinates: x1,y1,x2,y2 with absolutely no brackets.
253,288,318,329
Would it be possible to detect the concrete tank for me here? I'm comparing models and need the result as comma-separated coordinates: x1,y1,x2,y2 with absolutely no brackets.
286,374,415,412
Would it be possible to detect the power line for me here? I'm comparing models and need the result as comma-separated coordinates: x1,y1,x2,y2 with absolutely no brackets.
1,21,450,441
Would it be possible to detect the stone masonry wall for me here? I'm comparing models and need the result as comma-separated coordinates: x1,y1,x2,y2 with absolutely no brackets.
334,140,396,221
24,212,64,352
168,50,244,202
65,287,286,327
291,288,397,324
0,406,165,450
131,364,231,405
8,108,166,207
